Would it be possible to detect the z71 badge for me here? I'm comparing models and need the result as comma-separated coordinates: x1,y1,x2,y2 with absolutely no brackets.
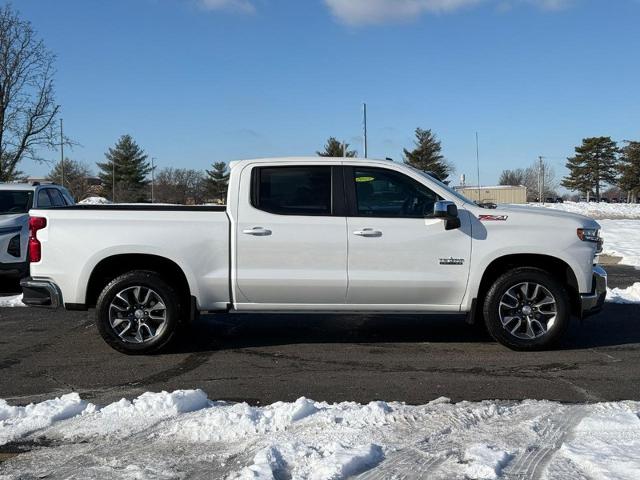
439,257,465,265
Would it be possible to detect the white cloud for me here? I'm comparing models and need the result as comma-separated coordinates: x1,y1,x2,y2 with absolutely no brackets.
198,0,256,14
324,0,482,25
324,0,577,25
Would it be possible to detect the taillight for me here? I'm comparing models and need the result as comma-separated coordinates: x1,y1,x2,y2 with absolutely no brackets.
28,216,47,263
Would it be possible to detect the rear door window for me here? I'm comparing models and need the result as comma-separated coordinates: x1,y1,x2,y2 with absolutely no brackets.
251,166,333,216
37,189,52,208
47,189,66,207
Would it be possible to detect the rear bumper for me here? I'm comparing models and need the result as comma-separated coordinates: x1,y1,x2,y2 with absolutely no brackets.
580,265,607,319
20,277,62,308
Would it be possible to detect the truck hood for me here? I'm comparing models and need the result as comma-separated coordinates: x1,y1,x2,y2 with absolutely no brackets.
478,204,600,228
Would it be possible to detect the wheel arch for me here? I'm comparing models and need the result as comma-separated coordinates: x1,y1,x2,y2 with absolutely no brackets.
475,254,580,318
85,254,193,310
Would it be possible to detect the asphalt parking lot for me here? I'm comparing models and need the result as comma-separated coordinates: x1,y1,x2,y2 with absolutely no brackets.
0,264,638,407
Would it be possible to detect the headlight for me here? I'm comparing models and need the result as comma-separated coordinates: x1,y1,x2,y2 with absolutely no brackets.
577,228,600,242
578,228,603,254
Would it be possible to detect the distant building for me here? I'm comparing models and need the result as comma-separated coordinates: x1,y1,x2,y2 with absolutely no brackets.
455,185,527,205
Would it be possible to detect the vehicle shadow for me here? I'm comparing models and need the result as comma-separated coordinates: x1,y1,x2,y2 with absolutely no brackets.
168,304,640,353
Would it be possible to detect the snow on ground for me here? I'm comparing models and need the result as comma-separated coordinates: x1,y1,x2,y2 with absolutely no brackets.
607,283,640,304
0,294,24,307
599,219,640,268
1,390,639,479
535,201,640,219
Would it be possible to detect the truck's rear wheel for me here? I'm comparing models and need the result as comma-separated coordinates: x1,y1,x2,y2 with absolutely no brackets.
96,270,181,354
483,267,570,351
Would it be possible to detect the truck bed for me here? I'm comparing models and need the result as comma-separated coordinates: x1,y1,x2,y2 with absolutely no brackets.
28,206,231,311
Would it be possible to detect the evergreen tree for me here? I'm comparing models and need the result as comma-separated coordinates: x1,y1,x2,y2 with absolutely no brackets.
619,141,640,202
97,135,151,202
205,162,229,203
46,158,92,201
403,128,453,181
317,137,357,157
562,137,619,201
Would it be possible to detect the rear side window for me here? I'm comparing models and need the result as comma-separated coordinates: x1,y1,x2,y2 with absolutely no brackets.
251,166,332,216
0,191,33,214
47,189,66,207
37,190,52,208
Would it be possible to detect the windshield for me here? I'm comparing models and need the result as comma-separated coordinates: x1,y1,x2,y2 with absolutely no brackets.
406,166,475,205
0,191,34,215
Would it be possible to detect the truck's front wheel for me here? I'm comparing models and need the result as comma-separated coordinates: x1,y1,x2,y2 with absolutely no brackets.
95,271,181,355
483,267,570,351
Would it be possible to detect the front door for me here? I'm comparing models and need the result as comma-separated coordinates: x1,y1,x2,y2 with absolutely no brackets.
345,166,472,308
235,164,348,307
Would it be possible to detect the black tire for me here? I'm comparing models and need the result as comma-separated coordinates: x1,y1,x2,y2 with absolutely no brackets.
483,267,570,351
95,270,181,355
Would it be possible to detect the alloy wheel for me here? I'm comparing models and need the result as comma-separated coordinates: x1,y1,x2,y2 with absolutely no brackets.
498,282,557,340
108,286,168,344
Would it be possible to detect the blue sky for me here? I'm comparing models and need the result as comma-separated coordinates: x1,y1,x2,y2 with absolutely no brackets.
12,0,640,185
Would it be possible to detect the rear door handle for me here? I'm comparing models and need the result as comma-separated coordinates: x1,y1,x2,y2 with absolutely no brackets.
242,227,272,236
353,228,382,238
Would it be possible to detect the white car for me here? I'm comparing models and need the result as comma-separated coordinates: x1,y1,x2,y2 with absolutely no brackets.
0,183,74,280
20,158,606,353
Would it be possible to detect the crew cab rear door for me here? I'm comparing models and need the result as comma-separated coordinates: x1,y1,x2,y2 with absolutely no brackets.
344,165,472,309
234,163,348,307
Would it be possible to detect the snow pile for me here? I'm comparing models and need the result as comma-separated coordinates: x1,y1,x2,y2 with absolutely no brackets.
79,196,110,205
0,294,24,307
607,283,640,304
600,219,640,268
537,201,640,219
0,393,90,445
2,391,640,479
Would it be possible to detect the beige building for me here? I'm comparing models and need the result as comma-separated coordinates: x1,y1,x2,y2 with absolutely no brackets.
455,185,527,205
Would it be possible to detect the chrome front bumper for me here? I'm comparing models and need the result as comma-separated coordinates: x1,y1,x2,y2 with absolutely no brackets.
20,277,62,308
580,265,607,319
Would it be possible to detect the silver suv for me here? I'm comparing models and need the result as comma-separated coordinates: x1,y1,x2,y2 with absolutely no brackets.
0,183,74,280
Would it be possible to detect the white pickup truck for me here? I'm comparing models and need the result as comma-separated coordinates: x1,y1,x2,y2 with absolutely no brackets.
21,157,607,354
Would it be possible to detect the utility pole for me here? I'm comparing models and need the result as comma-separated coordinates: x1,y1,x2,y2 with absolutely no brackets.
475,132,481,202
151,157,156,203
538,156,545,204
362,103,368,158
112,158,116,203
60,118,64,187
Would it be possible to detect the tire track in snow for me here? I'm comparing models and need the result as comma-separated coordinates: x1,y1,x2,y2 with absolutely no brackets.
503,405,586,480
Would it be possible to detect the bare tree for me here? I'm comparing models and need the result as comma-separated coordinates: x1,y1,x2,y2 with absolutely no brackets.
0,4,61,180
155,168,207,205
46,158,93,201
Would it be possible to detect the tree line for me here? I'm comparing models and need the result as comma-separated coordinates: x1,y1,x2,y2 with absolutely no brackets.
499,137,640,202
45,127,452,204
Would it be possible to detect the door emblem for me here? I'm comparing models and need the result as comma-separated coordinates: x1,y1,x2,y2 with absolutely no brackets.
439,257,465,266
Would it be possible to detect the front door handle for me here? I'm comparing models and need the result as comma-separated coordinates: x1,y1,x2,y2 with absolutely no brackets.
353,228,382,238
242,226,272,236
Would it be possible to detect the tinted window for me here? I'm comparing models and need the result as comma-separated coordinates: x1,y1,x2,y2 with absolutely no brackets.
47,189,66,207
352,167,440,218
60,188,75,205
0,191,33,214
37,190,52,208
252,166,332,216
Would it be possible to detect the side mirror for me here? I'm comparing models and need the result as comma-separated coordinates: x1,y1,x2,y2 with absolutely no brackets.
433,201,461,231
